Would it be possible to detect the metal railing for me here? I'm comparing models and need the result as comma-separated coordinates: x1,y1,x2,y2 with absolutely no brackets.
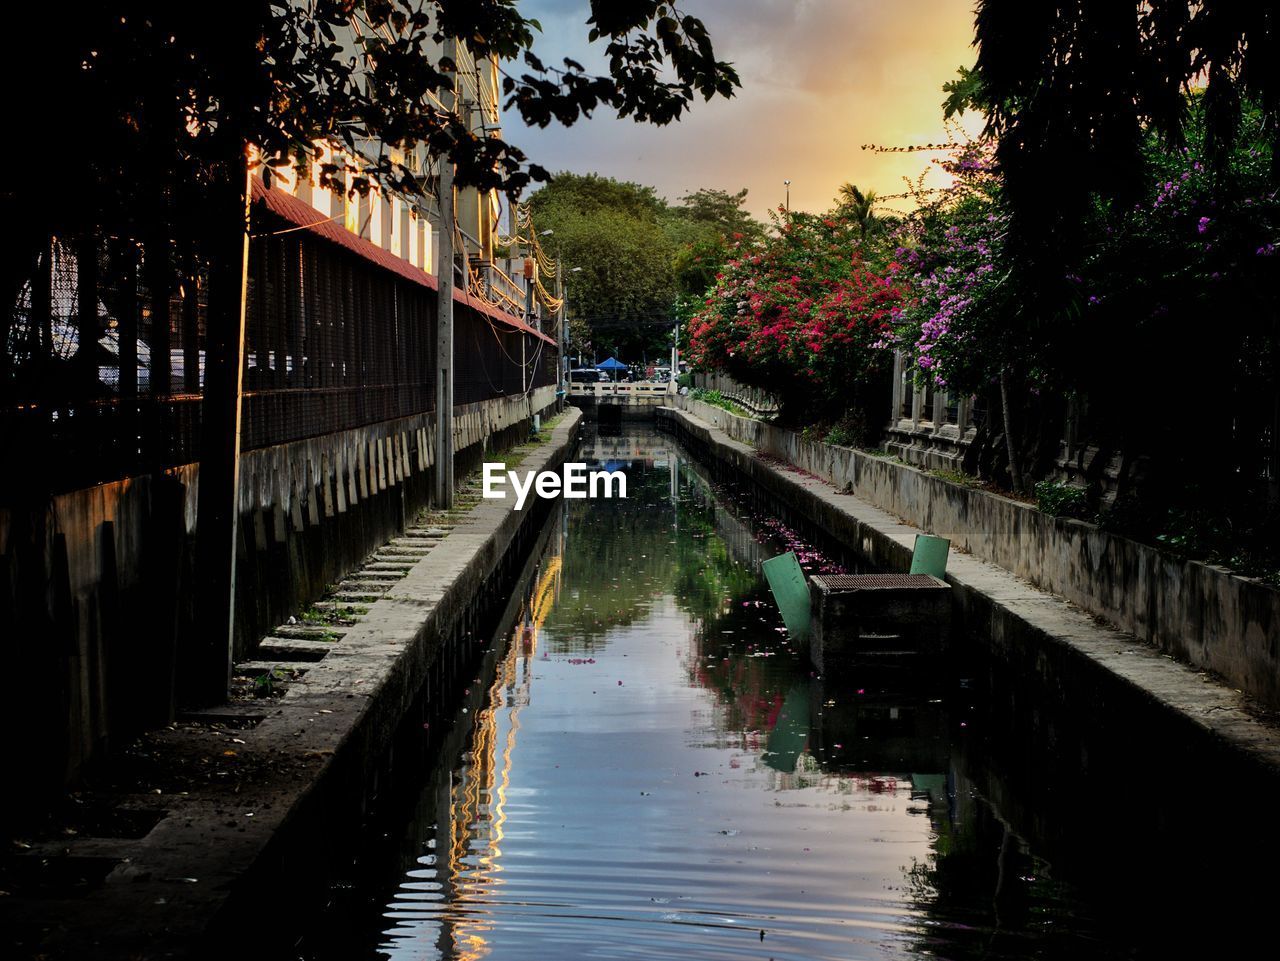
691,371,779,418
568,382,675,398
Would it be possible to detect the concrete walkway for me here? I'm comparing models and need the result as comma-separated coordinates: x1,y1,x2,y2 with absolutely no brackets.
2,409,582,961
659,406,1280,782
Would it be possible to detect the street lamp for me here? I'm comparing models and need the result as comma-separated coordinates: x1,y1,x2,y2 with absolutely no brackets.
784,179,791,213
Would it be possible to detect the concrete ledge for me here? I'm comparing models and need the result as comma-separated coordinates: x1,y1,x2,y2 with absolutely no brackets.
4,409,581,960
658,405,1280,784
673,396,1280,705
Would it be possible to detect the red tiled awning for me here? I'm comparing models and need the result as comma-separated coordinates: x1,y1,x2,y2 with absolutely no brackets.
250,178,554,345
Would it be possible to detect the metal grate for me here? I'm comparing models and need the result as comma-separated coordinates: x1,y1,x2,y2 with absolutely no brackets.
813,574,944,590
4,207,558,495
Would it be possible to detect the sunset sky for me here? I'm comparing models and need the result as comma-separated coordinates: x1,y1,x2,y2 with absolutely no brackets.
508,0,983,218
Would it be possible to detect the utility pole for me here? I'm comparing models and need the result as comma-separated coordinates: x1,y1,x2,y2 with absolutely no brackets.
434,158,455,509
671,315,680,386
434,42,457,509
192,141,252,706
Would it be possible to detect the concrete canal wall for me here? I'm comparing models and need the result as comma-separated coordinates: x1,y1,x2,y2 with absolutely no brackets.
0,387,557,797
670,396,1280,707
658,404,1280,789
2,408,582,961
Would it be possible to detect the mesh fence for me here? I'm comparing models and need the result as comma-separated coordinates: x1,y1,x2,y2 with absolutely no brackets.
3,208,556,495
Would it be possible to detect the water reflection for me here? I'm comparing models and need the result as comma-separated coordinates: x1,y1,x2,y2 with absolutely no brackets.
303,426,1209,961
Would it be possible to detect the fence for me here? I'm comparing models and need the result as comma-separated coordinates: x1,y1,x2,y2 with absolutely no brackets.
1,198,555,498
692,370,780,418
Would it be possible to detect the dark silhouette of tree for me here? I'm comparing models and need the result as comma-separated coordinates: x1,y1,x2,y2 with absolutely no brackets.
969,0,1279,263
7,2,740,244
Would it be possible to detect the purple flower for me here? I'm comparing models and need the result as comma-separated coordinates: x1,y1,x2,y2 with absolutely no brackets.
1257,244,1276,257
1198,217,1211,234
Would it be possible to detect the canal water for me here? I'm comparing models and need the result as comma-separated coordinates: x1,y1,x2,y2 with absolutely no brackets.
297,426,1265,960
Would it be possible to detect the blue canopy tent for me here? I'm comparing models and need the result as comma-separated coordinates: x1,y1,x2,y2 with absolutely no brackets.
596,356,627,381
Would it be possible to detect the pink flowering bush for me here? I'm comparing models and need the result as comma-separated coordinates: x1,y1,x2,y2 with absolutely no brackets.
687,211,904,413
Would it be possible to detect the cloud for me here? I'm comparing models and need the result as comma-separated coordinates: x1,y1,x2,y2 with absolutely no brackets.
507,0,979,217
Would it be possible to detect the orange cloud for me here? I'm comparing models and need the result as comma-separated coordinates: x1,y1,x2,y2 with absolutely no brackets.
512,0,981,217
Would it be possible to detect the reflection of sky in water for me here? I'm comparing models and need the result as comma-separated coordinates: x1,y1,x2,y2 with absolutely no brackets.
308,429,1143,961
371,433,946,961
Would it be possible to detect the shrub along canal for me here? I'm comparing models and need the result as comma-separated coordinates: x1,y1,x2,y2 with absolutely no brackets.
294,425,1271,961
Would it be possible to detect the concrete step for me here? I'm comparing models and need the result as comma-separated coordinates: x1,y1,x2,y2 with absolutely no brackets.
350,569,405,581
390,537,441,548
271,624,346,640
233,661,309,677
329,591,384,603
256,637,337,661
364,561,415,572
309,600,369,613
175,706,268,726
400,529,446,540
336,580,391,593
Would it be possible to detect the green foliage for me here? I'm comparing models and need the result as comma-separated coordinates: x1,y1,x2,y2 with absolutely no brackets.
672,238,729,299
669,188,764,244
1034,481,1089,519
933,468,982,489
669,189,765,324
690,388,748,418
941,65,986,119
823,424,858,447
821,410,876,449
834,184,882,239
972,0,1280,263
528,174,762,359
530,174,668,222
252,668,288,698
529,174,676,357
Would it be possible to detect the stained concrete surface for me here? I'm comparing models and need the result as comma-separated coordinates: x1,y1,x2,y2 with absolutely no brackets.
0,409,582,961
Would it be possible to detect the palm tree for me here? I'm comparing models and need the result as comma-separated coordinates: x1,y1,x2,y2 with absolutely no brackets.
835,183,879,238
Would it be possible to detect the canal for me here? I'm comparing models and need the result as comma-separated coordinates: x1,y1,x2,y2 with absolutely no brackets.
294,425,1267,960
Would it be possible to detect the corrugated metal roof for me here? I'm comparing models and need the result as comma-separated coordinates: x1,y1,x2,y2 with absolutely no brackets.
251,178,555,345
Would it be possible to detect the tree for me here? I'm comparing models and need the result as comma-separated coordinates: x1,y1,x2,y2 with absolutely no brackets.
528,175,763,360
666,187,764,308
952,3,1280,511
835,183,881,238
969,0,1279,265
528,173,670,222
668,188,764,243
528,174,678,359
7,2,741,242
